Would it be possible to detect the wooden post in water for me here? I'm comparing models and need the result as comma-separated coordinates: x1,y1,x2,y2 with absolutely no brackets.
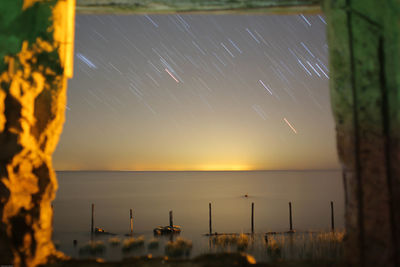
251,202,254,234
130,209,133,235
330,201,335,231
169,210,173,227
289,202,293,232
91,203,94,233
209,203,212,235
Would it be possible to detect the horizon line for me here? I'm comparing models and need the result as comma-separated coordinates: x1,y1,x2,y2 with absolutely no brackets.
55,168,341,172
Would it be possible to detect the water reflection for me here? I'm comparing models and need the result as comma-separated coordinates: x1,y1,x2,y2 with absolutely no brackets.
53,170,344,261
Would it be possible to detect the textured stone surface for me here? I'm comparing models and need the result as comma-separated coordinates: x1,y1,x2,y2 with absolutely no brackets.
0,0,74,266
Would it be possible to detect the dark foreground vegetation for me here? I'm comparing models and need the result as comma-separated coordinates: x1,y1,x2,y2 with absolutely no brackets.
42,252,343,267
44,231,344,266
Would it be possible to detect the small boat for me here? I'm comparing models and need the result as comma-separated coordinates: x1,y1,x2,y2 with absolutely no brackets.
153,225,181,235
94,227,115,235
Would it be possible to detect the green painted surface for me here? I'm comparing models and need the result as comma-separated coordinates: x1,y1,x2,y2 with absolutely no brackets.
322,1,353,161
0,0,59,76
323,3,359,265
383,1,400,265
384,1,400,130
323,0,400,266
0,0,24,72
76,0,321,13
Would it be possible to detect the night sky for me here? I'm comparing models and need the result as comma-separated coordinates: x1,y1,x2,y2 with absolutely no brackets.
53,14,339,171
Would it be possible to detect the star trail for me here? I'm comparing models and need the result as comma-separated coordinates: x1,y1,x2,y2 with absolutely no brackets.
53,14,339,171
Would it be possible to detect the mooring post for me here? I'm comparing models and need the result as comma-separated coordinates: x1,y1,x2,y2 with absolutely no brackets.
330,201,335,231
169,210,173,227
209,203,212,235
251,202,254,234
289,202,293,231
130,209,133,235
91,203,95,233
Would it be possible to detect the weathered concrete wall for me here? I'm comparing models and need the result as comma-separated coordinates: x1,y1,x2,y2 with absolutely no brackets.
75,0,321,13
0,0,74,266
323,0,400,266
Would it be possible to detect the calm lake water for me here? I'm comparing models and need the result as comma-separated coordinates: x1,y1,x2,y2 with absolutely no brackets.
53,170,344,261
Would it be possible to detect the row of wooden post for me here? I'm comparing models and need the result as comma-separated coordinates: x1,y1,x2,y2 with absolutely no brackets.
90,201,335,235
90,203,173,235
208,201,336,234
